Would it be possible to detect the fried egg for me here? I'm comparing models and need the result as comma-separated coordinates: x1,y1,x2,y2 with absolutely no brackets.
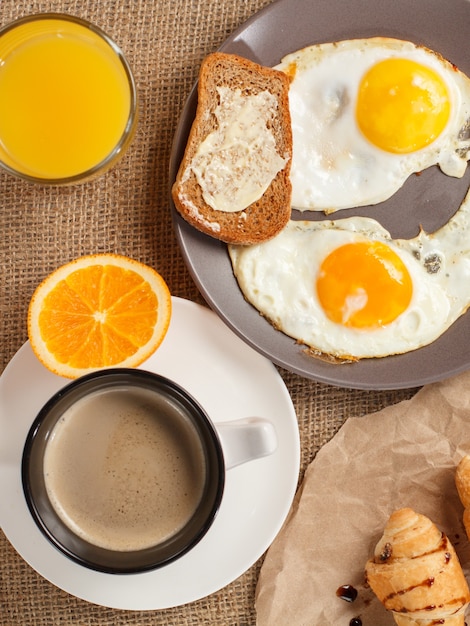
228,187,470,360
275,38,470,213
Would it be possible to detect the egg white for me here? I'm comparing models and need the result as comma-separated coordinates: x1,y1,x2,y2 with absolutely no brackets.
228,187,470,360
275,38,470,213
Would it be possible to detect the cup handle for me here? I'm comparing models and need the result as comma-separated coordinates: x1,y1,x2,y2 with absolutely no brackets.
215,418,277,470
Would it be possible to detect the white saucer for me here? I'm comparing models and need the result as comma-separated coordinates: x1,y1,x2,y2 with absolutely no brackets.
0,297,300,610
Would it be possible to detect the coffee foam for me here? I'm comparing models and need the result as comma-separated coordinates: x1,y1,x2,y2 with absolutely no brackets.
44,387,206,551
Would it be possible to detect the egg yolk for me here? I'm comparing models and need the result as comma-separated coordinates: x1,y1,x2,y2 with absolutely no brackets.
356,57,451,153
316,241,413,329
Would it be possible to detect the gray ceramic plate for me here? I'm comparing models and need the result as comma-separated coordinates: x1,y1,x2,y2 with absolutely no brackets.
169,0,470,390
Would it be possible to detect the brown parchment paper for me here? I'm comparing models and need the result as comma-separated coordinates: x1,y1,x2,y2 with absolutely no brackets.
256,370,470,625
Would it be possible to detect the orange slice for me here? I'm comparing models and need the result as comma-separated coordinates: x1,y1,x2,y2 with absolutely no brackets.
28,254,172,379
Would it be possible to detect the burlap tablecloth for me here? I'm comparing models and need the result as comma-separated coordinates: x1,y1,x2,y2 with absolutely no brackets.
0,0,418,623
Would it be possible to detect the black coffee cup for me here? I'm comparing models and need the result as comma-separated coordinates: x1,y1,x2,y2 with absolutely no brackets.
22,368,276,574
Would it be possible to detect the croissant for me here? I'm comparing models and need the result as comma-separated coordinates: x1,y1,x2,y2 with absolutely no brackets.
455,455,470,540
365,508,470,626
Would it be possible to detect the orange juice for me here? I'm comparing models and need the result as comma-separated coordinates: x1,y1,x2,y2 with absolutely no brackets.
0,15,137,182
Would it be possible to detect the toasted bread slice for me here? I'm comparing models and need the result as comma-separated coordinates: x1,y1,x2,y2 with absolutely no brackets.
171,52,292,245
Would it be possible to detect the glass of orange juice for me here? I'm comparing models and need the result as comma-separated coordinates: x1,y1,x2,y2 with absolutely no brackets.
0,13,138,184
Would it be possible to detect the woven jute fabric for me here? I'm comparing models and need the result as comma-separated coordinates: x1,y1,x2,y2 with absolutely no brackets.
0,0,418,624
